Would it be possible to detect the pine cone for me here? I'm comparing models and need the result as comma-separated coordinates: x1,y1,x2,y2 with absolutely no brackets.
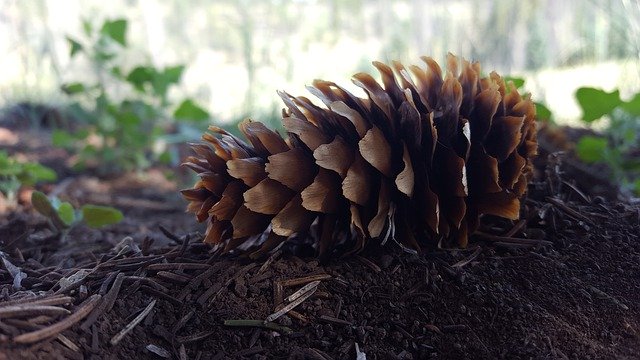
181,54,537,257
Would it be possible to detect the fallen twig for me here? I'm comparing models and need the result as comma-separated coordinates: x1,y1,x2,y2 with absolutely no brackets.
266,284,317,322
281,274,331,288
546,197,594,225
0,305,70,319
13,294,101,344
223,319,292,334
451,247,482,268
110,299,157,345
81,272,125,331
285,281,321,303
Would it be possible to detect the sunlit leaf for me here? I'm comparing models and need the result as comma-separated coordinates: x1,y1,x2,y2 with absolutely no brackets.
504,76,525,90
61,83,85,95
19,163,57,185
81,205,123,228
100,19,127,46
173,99,209,122
575,87,622,123
575,136,608,163
161,65,184,85
126,66,154,91
619,93,640,116
534,102,552,122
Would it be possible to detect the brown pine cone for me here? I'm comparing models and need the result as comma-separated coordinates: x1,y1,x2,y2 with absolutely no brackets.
181,54,537,257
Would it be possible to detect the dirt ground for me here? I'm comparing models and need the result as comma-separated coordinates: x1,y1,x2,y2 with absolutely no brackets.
0,123,639,359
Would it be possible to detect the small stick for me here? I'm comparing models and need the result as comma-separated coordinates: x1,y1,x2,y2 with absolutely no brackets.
177,330,216,344
356,256,381,273
319,315,352,326
159,225,182,243
561,180,590,203
0,295,73,308
503,220,527,238
0,305,70,319
451,247,482,268
286,281,321,303
287,310,308,323
141,285,182,306
147,263,211,271
258,250,282,274
223,319,292,334
110,299,157,345
81,272,124,331
273,281,284,308
57,333,80,352
475,232,553,246
546,197,594,224
265,285,317,322
13,294,101,344
155,271,191,284
123,276,170,293
281,274,331,288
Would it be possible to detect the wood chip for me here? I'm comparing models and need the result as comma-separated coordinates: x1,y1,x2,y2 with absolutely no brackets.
286,281,321,303
266,285,317,322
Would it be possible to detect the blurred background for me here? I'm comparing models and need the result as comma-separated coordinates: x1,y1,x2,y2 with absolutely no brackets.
1,0,639,201
2,0,639,124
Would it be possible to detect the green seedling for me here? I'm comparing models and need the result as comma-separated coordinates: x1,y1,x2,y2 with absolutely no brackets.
31,191,123,236
575,87,640,196
0,151,57,201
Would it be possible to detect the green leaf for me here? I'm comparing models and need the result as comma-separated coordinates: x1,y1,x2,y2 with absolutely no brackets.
126,66,155,91
619,93,640,116
82,19,93,36
161,65,184,85
19,163,57,185
504,76,525,90
57,202,75,226
633,179,640,196
61,83,85,95
52,130,75,147
32,191,57,218
575,87,622,123
100,19,127,46
575,136,608,163
534,102,552,122
173,99,210,122
66,36,83,58
81,205,123,228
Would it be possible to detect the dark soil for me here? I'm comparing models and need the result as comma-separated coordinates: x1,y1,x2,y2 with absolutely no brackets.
1,124,639,360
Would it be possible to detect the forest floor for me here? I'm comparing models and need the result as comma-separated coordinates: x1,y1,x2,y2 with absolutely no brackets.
0,123,639,360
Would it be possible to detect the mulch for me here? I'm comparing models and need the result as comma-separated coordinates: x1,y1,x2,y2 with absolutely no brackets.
0,124,639,359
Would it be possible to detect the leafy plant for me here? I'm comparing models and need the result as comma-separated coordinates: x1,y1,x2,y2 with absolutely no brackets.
55,18,210,174
503,76,554,123
31,191,123,235
0,151,57,201
575,87,640,196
